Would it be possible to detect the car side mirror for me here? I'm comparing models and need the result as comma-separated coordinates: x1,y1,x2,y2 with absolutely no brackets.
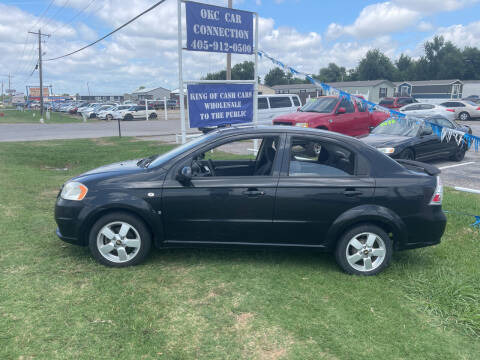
336,107,346,114
176,166,192,185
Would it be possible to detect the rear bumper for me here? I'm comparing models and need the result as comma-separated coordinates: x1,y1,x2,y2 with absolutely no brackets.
399,207,446,250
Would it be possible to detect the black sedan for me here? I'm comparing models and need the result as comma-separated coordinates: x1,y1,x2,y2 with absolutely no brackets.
55,126,446,275
361,115,471,162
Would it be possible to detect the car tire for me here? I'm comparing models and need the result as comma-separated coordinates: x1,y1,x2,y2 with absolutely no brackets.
458,112,470,121
148,113,158,120
124,114,133,121
399,148,415,160
106,114,113,121
450,145,466,162
88,212,152,267
335,224,393,276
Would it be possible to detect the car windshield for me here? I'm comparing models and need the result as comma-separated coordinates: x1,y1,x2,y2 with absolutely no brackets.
464,100,477,106
371,118,421,137
300,97,338,113
148,133,217,168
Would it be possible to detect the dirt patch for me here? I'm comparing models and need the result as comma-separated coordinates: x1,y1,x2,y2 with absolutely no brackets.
91,138,116,146
235,312,254,329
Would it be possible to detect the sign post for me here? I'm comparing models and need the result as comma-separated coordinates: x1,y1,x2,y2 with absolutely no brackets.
177,0,258,143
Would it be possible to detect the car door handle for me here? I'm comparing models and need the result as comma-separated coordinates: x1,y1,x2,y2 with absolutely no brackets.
243,189,265,197
344,189,362,197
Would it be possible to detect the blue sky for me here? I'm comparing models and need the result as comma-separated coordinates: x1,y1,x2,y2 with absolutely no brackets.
1,0,480,94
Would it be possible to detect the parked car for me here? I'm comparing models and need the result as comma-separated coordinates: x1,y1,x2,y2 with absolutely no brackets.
273,96,390,137
361,116,471,162
79,103,101,118
55,126,446,275
122,105,158,120
97,106,117,120
399,102,456,121
112,105,134,120
440,100,480,121
379,97,417,109
199,94,301,133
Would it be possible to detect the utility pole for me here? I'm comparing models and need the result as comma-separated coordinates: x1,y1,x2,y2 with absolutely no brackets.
28,29,50,118
1,80,3,104
226,0,232,80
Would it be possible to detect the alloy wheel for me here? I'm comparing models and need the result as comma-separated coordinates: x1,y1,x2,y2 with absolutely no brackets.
345,232,386,272
96,221,141,263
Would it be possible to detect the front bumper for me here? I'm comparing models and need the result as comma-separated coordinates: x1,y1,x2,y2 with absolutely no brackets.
55,197,88,246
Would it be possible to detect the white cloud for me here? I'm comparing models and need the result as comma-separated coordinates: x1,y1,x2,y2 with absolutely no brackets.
435,21,480,48
393,0,479,12
326,2,420,39
417,21,433,31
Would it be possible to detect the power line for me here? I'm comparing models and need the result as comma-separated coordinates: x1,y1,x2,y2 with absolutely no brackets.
29,0,55,31
50,0,96,36
42,0,71,29
45,0,167,61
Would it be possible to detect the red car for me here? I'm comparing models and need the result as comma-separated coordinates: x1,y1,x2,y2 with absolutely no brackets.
379,97,417,109
273,96,389,137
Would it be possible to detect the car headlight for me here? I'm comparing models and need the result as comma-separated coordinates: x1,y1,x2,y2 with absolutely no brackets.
295,122,309,128
377,147,395,154
61,182,88,201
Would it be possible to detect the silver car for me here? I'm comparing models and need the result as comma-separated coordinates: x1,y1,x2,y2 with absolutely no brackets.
440,100,480,121
399,102,456,121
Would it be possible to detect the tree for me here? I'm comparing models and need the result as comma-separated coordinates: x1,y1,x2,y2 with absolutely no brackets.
204,61,254,80
314,63,347,82
462,47,480,80
264,67,288,86
395,54,416,81
355,49,397,81
423,36,464,79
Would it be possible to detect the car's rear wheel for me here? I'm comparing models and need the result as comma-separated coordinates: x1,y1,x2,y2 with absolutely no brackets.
124,114,133,121
459,112,470,121
148,112,158,120
399,148,415,160
335,224,392,276
89,212,151,267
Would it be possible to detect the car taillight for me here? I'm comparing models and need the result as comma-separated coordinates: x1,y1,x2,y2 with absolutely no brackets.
476,106,480,110
446,109,455,112
429,176,443,205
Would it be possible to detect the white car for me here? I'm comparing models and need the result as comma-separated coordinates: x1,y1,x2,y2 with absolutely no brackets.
122,105,158,121
259,94,302,124
113,105,136,120
79,103,102,118
399,102,456,121
440,100,480,121
97,106,117,120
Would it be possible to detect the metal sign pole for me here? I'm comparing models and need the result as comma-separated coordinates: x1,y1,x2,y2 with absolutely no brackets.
253,12,259,151
164,96,168,120
178,0,186,144
145,99,149,120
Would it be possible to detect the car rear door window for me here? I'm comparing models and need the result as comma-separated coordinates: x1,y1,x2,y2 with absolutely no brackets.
403,104,420,111
288,137,356,177
269,97,293,109
420,104,435,110
356,101,367,112
258,98,268,110
292,96,301,107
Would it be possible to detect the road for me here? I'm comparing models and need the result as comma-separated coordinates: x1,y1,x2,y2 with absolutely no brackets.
0,116,198,142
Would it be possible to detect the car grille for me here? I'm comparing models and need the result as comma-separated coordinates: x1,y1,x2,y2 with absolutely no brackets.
273,121,293,126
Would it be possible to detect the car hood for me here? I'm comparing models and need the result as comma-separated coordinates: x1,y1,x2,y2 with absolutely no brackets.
274,111,330,122
81,159,143,176
360,134,412,147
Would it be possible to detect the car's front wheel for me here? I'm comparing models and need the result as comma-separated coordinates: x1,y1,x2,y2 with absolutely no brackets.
335,224,393,276
89,212,152,267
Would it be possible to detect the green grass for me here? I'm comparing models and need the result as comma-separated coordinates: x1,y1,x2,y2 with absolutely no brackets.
1,137,479,359
0,109,92,124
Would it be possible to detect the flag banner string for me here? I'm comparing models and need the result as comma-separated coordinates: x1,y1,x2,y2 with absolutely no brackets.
258,50,480,229
258,50,480,153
